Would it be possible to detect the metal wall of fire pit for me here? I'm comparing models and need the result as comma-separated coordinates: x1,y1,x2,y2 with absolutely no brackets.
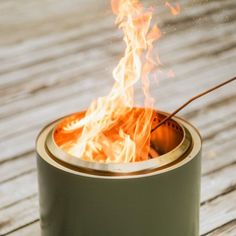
36,111,201,236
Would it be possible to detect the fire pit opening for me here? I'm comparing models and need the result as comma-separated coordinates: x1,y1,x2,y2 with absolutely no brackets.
45,108,192,175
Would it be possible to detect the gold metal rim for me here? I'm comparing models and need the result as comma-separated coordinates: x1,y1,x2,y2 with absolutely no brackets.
44,111,192,174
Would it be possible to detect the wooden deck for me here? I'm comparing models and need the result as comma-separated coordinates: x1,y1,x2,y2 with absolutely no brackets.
0,0,236,235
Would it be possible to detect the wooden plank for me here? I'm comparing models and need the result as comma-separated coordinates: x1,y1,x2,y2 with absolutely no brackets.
0,68,112,120
201,162,236,203
0,0,231,54
0,195,38,236
206,220,236,236
200,190,236,235
1,39,236,121
2,0,234,95
0,33,233,115
202,131,236,175
0,28,118,90
152,63,236,113
5,221,40,236
1,13,235,98
0,0,111,46
0,172,37,209
0,129,39,164
0,152,35,184
0,8,111,58
4,216,236,236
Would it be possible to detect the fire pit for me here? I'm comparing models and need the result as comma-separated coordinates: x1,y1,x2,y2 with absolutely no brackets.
36,109,201,236
36,0,202,235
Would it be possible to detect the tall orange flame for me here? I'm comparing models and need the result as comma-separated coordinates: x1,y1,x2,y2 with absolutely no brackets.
58,0,161,163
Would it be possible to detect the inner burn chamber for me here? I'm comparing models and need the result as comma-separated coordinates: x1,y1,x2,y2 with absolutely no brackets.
36,110,202,236
46,109,192,175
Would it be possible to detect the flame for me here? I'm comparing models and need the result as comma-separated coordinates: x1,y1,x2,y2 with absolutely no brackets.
165,2,180,16
167,69,175,78
55,0,162,163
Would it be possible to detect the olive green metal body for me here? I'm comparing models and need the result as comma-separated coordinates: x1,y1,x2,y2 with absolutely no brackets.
36,114,201,236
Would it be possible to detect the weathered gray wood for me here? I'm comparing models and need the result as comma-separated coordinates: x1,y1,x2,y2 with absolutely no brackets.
0,129,38,163
200,190,236,235
1,43,236,122
0,195,39,235
201,163,236,203
202,133,236,175
0,0,235,105
0,0,231,58
4,215,236,236
1,14,235,103
0,153,36,184
5,221,40,236
0,172,37,210
0,0,111,46
207,220,236,236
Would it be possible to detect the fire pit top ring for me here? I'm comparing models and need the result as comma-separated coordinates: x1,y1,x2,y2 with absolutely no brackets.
44,110,193,175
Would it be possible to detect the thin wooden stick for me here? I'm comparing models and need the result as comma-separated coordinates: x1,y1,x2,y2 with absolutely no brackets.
151,76,236,133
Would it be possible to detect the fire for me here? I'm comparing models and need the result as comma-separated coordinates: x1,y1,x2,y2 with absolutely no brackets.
165,2,180,16
55,0,162,163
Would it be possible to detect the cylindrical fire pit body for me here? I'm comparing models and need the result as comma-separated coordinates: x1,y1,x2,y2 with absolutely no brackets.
36,111,201,236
